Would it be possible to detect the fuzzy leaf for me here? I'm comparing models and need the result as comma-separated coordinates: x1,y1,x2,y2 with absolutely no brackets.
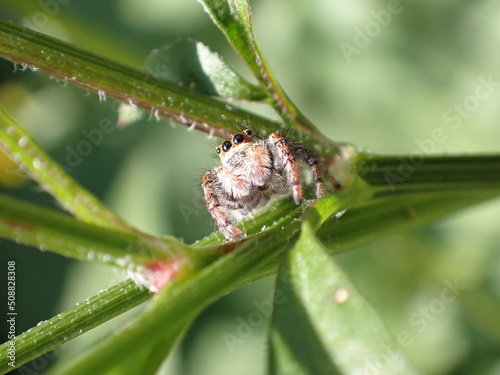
144,39,266,100
119,38,267,127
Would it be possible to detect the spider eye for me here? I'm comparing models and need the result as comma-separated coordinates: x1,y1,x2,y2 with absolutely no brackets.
244,129,252,136
216,146,221,154
222,141,232,152
233,133,245,144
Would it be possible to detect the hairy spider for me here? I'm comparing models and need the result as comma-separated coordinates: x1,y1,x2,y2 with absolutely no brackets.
202,129,340,240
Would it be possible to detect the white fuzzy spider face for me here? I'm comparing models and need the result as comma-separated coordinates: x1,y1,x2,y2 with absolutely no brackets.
215,129,275,197
202,129,340,240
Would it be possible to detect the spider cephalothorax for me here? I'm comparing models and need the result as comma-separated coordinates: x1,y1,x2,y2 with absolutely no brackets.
202,129,340,240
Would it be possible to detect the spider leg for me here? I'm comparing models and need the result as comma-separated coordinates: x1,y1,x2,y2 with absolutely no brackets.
291,143,342,197
202,171,245,240
326,171,342,191
269,132,303,204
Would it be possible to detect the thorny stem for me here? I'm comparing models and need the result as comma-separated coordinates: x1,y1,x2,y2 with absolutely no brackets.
0,20,277,139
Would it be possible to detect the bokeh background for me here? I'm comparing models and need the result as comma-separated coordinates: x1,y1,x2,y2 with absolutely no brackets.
1,0,500,374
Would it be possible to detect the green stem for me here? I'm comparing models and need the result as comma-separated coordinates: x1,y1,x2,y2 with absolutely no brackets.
198,0,323,138
0,19,344,155
0,20,278,138
48,212,306,374
0,103,136,233
0,193,187,267
317,191,499,251
359,154,500,194
252,42,323,136
1,154,500,373
0,280,150,372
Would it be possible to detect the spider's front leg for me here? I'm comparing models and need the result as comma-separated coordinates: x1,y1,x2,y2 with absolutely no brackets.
293,143,342,196
202,170,245,240
269,132,303,204
289,143,325,198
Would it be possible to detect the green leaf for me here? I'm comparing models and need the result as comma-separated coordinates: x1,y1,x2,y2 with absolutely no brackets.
119,38,267,127
302,177,373,232
268,225,421,375
144,39,266,100
197,0,257,73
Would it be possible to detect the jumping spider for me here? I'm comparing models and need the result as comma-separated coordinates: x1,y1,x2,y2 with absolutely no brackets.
202,129,341,240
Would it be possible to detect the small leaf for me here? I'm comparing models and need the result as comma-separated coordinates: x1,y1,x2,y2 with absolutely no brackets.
268,226,422,375
144,39,266,100
303,176,374,232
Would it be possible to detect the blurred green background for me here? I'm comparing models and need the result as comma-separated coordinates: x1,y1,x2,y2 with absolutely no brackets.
0,0,500,374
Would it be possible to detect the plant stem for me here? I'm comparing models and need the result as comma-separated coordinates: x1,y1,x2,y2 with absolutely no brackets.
0,280,150,372
0,193,187,267
0,103,136,233
1,154,499,373
0,20,343,156
359,154,500,194
0,20,277,138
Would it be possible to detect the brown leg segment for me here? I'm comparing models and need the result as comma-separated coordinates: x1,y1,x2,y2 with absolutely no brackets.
290,143,326,197
202,171,245,240
292,143,342,195
269,132,303,204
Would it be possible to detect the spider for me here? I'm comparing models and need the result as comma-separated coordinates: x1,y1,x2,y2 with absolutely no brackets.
202,129,341,240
